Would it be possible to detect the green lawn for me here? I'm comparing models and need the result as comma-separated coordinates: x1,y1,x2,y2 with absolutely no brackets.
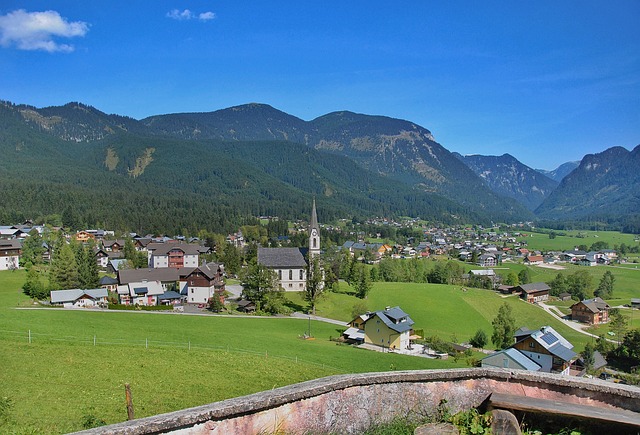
0,271,462,433
516,229,639,253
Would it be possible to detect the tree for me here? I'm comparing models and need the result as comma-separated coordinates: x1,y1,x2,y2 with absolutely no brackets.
207,291,225,313
504,272,519,287
581,342,595,372
491,302,516,350
76,244,99,289
221,243,242,277
354,264,372,299
469,329,488,349
595,270,615,299
351,300,368,319
620,329,640,362
22,267,48,299
304,256,324,315
20,229,44,268
49,243,79,290
566,270,592,301
241,261,279,308
517,268,531,285
549,273,567,297
610,309,628,346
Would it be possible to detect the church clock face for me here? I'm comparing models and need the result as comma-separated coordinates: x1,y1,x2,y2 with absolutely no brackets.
311,229,318,237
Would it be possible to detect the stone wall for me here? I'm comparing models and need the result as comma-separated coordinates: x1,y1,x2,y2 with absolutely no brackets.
76,368,640,434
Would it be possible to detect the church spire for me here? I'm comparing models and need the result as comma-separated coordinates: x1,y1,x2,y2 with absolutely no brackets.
309,198,320,257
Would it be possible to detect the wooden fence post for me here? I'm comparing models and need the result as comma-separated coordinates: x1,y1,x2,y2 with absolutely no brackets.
125,383,134,420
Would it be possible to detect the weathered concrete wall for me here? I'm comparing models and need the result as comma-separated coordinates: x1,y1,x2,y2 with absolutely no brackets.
76,368,640,435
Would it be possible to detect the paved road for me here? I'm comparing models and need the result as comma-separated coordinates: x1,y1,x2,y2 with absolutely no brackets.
537,301,599,338
290,311,348,326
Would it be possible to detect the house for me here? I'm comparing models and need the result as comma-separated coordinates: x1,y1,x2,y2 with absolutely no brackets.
357,306,415,351
236,299,256,313
98,275,119,292
517,282,550,303
571,297,610,324
74,231,95,243
181,262,225,304
577,255,597,267
483,326,576,375
0,239,21,271
481,347,541,371
94,248,110,269
258,200,320,291
106,259,128,274
524,255,544,265
477,254,496,267
157,291,183,306
118,267,181,292
558,292,572,301
50,288,108,308
116,280,164,306
147,242,201,269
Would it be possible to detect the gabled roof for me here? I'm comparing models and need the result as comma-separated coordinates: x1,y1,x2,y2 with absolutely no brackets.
483,348,542,371
118,267,180,284
99,276,118,285
147,242,202,256
366,306,415,334
258,247,307,268
528,326,576,362
572,297,610,313
519,282,551,293
50,288,107,303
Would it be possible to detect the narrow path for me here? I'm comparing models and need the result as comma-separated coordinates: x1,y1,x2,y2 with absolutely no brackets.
536,301,599,339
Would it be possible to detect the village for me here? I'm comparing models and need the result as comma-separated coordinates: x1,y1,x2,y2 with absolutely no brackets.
2,203,637,386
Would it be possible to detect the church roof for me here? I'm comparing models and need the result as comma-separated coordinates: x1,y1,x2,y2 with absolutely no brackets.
258,247,308,268
309,198,319,233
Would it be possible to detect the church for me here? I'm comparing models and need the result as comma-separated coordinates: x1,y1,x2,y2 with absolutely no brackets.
257,200,320,291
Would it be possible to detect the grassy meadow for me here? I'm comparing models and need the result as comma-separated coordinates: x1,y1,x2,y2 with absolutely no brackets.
516,229,639,254
0,270,465,433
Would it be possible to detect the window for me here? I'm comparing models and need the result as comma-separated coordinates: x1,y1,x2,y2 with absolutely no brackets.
289,270,293,280
278,270,282,280
529,342,534,348
313,238,317,248
299,270,303,280
503,358,508,368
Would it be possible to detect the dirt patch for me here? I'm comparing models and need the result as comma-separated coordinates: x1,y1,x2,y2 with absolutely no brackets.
536,263,565,270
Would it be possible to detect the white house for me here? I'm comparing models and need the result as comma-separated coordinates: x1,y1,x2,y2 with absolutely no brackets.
50,288,108,308
116,280,164,306
147,242,201,269
0,239,21,271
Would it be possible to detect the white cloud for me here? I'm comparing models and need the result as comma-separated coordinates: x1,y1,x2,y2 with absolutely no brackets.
0,9,88,52
167,9,216,22
198,12,216,21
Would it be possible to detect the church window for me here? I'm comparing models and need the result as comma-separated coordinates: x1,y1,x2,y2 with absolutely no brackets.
299,270,303,280
289,270,293,280
278,270,282,280
313,238,317,248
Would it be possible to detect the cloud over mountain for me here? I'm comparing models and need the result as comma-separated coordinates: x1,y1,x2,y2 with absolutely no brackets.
0,9,88,52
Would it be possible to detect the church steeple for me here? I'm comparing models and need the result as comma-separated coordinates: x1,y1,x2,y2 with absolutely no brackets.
309,198,320,258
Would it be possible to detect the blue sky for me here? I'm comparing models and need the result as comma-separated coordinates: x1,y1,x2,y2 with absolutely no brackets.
1,2,638,170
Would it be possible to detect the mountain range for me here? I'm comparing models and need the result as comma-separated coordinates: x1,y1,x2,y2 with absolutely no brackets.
0,99,638,233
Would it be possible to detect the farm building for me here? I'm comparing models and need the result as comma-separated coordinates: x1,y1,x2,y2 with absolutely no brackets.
50,288,108,308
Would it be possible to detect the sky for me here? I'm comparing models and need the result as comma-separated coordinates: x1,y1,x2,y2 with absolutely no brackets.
0,2,638,170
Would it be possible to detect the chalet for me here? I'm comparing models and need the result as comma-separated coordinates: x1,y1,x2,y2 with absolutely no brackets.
181,261,225,304
577,255,597,267
50,288,108,308
558,292,572,301
571,297,610,325
116,280,164,306
147,242,201,269
106,259,128,274
98,275,119,292
74,231,95,243
524,255,544,265
477,254,496,267
226,231,245,248
512,326,576,374
94,248,110,269
0,239,21,271
357,306,415,351
118,267,181,292
102,239,125,252
517,282,550,303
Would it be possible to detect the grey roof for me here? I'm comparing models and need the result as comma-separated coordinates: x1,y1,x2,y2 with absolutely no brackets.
99,276,118,285
118,267,180,284
574,297,610,313
370,306,414,334
483,348,542,371
258,247,308,268
147,242,202,256
158,291,182,301
50,288,107,303
519,282,551,293
309,199,319,233
529,326,576,362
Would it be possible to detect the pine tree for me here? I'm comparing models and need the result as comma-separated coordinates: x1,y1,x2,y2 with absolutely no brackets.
491,302,516,349
595,271,615,299
355,264,372,299
49,243,80,290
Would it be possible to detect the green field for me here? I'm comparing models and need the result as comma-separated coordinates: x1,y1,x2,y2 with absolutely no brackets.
0,264,633,433
516,229,639,253
0,271,465,433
